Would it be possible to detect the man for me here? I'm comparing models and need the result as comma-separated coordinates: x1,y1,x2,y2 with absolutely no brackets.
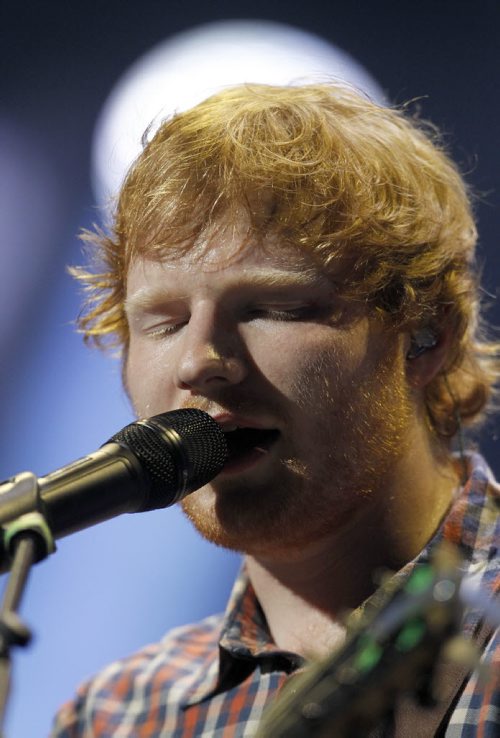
51,82,500,736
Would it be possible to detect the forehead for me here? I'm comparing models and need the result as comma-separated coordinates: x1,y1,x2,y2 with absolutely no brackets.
126,221,328,295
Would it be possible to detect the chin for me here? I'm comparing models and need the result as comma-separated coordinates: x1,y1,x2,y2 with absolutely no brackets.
180,482,271,552
179,474,362,557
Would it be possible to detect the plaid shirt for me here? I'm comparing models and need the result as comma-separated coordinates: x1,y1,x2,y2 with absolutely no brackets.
51,453,500,737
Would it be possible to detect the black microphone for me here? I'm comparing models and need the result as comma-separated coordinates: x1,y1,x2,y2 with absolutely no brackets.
0,409,227,543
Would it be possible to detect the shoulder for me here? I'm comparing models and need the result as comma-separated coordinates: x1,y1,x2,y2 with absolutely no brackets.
96,612,223,687
50,613,223,737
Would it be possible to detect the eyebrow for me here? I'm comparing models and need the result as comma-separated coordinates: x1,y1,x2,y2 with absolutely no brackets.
124,268,332,316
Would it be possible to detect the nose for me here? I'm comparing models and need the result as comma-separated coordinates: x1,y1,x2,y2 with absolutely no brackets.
175,308,248,391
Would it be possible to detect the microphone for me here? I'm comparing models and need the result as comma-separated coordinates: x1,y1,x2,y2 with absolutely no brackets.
0,409,227,544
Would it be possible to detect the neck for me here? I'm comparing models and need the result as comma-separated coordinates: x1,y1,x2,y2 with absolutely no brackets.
245,434,459,660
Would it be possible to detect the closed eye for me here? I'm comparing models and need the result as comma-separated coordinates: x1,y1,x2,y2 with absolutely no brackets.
146,320,188,338
247,304,328,322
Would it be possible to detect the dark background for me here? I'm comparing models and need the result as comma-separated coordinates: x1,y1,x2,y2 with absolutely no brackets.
1,1,498,736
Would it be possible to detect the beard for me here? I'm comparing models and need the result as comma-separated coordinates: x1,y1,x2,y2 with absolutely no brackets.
180,341,416,558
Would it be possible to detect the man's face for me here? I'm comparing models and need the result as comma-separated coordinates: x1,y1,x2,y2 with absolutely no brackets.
125,223,416,556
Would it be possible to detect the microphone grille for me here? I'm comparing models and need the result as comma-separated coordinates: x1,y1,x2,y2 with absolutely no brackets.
110,409,227,510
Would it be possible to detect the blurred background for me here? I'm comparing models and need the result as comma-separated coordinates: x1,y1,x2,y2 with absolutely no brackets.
1,1,499,735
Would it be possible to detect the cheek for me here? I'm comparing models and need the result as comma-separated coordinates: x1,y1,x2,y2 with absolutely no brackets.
294,329,370,394
253,330,360,410
288,347,350,410
242,325,343,398
125,339,176,415
285,329,398,413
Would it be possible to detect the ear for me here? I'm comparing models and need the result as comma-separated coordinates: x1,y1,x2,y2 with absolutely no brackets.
404,326,452,389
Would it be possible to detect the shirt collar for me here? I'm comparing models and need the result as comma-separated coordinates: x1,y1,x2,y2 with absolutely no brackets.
183,566,304,706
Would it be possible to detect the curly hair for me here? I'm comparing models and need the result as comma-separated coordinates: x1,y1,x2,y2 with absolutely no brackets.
73,81,500,438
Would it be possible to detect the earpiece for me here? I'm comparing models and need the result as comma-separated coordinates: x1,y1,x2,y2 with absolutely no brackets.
406,328,438,359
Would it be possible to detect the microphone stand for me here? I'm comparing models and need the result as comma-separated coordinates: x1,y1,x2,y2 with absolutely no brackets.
0,474,55,736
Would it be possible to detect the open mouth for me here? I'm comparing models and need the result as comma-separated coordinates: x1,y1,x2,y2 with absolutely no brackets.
223,427,280,469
